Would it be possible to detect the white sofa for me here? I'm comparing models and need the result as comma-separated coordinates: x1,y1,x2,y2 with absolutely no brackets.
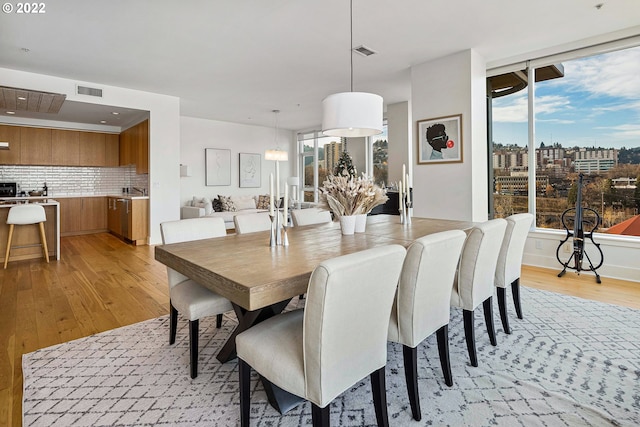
181,195,268,230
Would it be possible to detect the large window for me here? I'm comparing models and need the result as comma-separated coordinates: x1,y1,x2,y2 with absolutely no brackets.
490,43,640,238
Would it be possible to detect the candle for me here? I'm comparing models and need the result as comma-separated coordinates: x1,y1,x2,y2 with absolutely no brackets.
275,161,280,203
402,164,407,195
269,173,274,216
398,180,403,211
283,184,288,226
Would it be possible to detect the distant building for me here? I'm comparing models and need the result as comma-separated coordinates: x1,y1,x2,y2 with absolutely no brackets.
493,150,528,170
537,146,565,168
324,140,346,173
612,177,637,189
573,148,618,173
495,173,549,195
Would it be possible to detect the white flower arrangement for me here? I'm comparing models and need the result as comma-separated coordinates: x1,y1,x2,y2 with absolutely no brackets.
319,172,388,218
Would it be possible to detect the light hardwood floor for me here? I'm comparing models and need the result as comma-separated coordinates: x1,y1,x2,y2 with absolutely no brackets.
1,232,638,427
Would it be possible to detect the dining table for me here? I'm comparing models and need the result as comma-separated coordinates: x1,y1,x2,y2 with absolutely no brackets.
154,214,476,412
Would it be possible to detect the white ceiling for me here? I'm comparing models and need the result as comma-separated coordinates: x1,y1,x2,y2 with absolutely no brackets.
1,0,639,131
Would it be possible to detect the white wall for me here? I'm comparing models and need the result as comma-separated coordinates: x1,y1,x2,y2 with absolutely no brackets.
180,116,295,205
387,101,411,186
0,67,180,245
410,50,488,222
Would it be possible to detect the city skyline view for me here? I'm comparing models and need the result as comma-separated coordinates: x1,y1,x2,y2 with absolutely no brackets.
492,45,640,150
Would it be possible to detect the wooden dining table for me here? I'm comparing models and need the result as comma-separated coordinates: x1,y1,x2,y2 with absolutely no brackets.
155,214,475,362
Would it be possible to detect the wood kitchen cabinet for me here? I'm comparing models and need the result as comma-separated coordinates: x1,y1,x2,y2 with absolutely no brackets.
0,125,22,164
105,133,119,166
108,197,148,245
79,131,106,166
119,119,149,174
20,127,51,165
51,129,80,165
59,197,108,236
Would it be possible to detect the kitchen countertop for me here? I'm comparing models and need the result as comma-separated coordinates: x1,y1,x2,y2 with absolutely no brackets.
14,194,150,200
0,197,60,206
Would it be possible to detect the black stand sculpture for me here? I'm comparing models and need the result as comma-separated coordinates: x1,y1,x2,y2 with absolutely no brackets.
556,173,604,283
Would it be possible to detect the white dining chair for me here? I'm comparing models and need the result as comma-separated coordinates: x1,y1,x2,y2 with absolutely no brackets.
236,244,406,427
291,208,332,227
450,218,507,367
233,212,273,234
160,217,233,379
388,230,467,421
494,213,534,334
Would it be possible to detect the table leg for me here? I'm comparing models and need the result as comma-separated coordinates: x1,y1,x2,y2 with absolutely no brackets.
216,299,292,363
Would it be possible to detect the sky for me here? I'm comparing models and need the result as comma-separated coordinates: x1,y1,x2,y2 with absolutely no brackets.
492,45,640,150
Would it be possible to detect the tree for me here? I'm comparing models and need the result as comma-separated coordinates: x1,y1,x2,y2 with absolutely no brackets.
334,150,357,178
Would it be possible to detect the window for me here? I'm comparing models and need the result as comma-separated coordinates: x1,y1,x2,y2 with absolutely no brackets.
490,43,640,238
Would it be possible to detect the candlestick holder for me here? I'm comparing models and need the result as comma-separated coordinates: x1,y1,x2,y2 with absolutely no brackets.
282,225,289,246
405,200,412,225
269,213,277,247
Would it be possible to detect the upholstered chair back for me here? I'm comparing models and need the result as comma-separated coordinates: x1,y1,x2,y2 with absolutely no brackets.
160,217,227,289
234,212,273,234
291,208,332,227
7,204,47,224
388,230,467,347
495,213,533,288
451,218,507,310
303,244,406,407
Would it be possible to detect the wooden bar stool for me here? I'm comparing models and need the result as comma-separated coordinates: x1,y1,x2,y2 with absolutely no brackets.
4,204,50,269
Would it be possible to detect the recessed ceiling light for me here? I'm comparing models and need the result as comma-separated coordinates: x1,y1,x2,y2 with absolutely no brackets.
111,112,119,115
6,111,15,115
595,3,604,9
100,120,107,124
20,47,30,53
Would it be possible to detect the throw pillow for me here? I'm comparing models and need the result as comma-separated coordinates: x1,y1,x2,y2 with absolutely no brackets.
192,196,213,215
212,198,223,212
219,195,237,212
256,194,271,210
231,195,257,210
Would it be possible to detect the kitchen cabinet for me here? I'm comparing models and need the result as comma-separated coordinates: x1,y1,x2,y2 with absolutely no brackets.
105,134,119,166
0,125,21,164
79,131,106,166
51,129,80,165
20,127,51,165
108,196,148,245
119,119,149,174
59,197,108,236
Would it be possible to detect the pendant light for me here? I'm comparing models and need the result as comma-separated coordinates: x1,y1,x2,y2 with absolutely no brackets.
322,0,383,137
265,109,288,161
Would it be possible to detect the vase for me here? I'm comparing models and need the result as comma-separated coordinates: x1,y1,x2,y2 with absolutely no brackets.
339,215,356,235
355,214,367,233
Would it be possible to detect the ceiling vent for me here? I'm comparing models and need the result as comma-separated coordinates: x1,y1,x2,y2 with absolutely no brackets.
0,86,66,114
353,45,377,57
76,85,103,97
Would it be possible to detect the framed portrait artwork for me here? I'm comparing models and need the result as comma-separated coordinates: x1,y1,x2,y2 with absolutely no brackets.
417,114,463,164
239,153,261,188
205,148,231,186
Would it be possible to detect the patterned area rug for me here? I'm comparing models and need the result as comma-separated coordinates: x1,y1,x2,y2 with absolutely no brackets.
23,288,640,426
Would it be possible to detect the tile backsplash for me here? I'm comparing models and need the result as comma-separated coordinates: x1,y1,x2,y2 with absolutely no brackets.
0,165,148,196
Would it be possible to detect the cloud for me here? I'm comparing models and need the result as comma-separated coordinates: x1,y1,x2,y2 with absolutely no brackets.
493,94,571,123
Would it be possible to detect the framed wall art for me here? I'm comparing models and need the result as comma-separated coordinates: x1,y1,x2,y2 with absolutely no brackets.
205,148,231,186
239,152,261,188
417,114,463,164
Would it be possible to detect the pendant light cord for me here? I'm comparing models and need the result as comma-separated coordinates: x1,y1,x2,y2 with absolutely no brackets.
350,0,353,93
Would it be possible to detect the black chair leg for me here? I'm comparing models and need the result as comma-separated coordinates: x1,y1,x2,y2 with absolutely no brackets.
370,366,389,427
311,403,330,427
463,309,478,367
483,297,497,346
216,313,223,328
402,346,421,421
169,302,178,345
497,287,511,334
512,278,523,319
436,325,453,387
189,319,199,379
239,358,251,427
